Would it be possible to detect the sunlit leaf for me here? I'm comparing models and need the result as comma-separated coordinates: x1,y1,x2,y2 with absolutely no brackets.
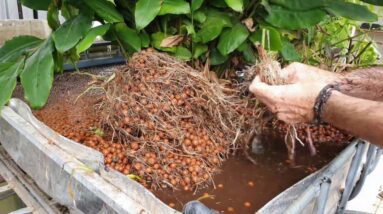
115,23,142,52
76,24,111,55
225,0,243,12
20,39,54,109
196,10,232,43
0,60,25,107
0,36,42,62
84,0,124,23
159,0,191,15
52,13,93,53
218,23,249,55
135,0,162,30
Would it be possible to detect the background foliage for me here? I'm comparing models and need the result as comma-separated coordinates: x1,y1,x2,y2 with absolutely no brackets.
0,0,382,108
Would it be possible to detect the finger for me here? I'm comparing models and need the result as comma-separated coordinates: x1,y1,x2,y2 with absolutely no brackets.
279,62,301,83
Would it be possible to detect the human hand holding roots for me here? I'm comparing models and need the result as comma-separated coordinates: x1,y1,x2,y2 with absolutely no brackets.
248,44,314,166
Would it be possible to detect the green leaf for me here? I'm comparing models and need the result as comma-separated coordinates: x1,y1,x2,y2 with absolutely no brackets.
0,61,25,107
209,0,227,8
76,24,111,55
159,0,191,15
52,13,93,53
193,44,208,58
84,0,124,23
361,0,383,6
265,5,327,30
210,48,228,65
47,2,60,30
140,31,150,48
135,0,162,30
0,36,42,63
225,0,243,12
281,39,301,61
269,0,328,10
196,10,232,43
115,23,142,52
173,46,192,61
20,39,55,109
192,0,204,11
193,10,207,23
151,32,177,52
237,42,256,63
326,2,378,22
249,27,282,51
21,0,50,10
218,23,249,55
181,20,196,35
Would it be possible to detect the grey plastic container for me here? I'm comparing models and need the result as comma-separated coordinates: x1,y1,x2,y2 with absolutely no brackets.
0,98,380,214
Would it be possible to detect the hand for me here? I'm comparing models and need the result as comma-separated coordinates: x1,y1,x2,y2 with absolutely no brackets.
249,63,338,124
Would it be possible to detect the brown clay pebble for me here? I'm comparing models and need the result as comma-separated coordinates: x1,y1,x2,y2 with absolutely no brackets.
217,183,224,188
227,207,235,212
168,203,176,208
244,202,251,208
248,181,255,187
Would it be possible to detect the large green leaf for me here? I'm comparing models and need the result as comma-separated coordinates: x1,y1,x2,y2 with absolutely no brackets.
84,0,124,23
52,13,93,53
218,23,249,55
281,39,301,61
0,61,25,107
21,0,50,10
225,0,243,12
0,36,42,63
159,0,191,15
269,0,328,10
135,0,162,30
361,0,383,5
265,6,327,30
140,31,150,48
20,39,55,109
249,27,282,51
76,24,111,55
196,10,232,43
326,2,378,22
115,23,142,52
191,0,204,11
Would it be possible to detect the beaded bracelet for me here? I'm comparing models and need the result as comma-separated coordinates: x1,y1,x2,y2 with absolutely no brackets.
313,83,340,124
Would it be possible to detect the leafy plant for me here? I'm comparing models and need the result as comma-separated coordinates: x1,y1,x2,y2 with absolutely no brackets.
0,0,382,108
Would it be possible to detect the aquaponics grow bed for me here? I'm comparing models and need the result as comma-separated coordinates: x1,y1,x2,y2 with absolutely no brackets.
0,67,381,214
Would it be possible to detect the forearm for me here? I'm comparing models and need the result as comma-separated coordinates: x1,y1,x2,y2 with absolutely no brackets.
338,67,383,101
323,91,383,146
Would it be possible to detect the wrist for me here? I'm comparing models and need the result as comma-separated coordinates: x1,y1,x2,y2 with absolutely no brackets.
313,83,340,124
322,90,342,123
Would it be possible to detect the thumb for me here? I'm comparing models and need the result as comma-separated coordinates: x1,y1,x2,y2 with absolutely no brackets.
249,76,270,97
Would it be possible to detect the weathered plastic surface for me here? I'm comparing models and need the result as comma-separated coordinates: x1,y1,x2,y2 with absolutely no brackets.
0,98,179,214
